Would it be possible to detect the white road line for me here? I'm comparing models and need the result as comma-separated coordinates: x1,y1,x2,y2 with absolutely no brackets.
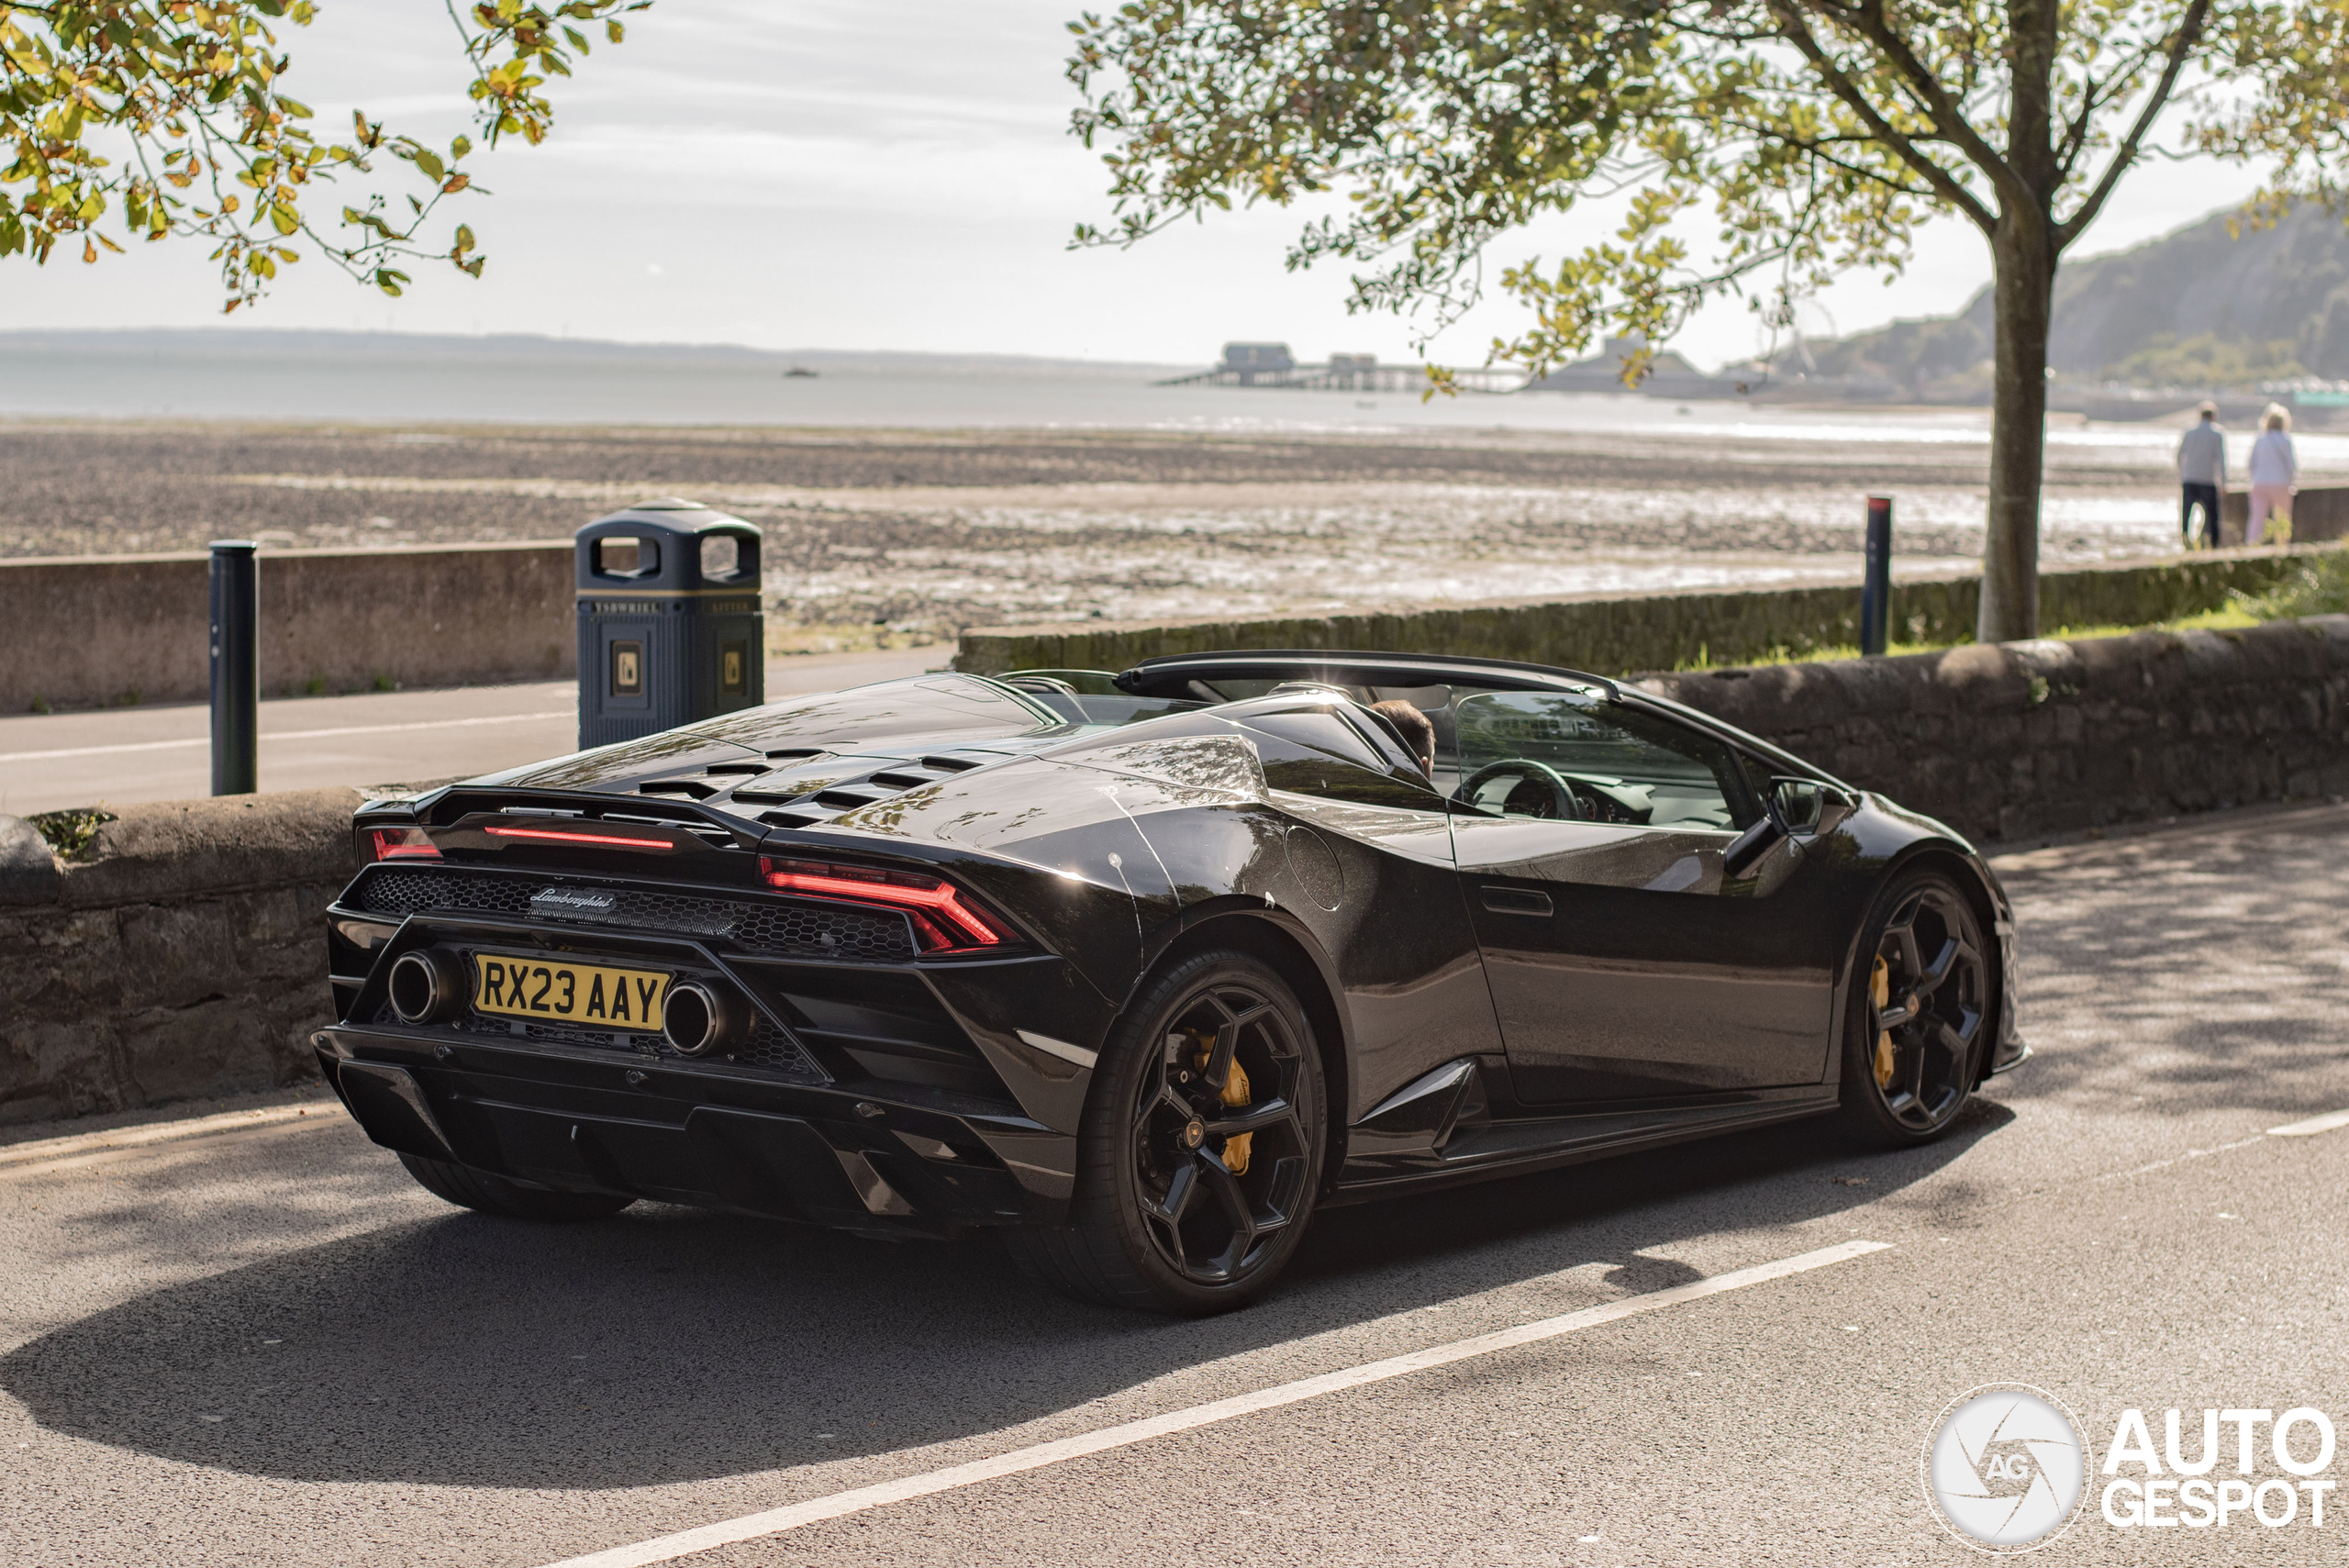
537,1239,1893,1568
2268,1107,2349,1138
0,1101,336,1170
0,735,210,761
2095,1134,2266,1184
0,710,571,763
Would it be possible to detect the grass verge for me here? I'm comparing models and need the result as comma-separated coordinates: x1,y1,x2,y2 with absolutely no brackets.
1669,583,2323,673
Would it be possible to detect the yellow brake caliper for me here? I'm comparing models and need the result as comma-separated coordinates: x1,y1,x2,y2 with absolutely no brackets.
1194,1034,1252,1175
1870,954,1897,1090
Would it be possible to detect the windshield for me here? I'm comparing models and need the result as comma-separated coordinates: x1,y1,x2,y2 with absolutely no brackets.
1452,690,1753,830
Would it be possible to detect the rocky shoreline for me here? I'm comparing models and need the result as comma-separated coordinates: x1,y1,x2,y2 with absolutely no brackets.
0,417,2249,647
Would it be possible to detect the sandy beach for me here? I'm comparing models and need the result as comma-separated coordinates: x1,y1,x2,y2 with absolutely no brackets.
0,415,2307,647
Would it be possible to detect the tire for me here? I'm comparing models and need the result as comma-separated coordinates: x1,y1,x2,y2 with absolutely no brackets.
396,1151,636,1222
1004,949,1327,1315
1836,869,1992,1149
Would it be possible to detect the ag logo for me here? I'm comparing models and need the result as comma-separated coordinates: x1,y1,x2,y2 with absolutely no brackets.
1923,1385,2089,1551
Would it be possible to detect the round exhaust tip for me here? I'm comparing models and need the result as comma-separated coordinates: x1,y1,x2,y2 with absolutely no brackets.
662,982,737,1057
388,949,462,1025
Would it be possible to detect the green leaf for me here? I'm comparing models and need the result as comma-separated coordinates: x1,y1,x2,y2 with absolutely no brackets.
0,0,638,311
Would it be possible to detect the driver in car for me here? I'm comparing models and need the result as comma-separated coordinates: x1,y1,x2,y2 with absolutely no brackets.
1368,699,1436,781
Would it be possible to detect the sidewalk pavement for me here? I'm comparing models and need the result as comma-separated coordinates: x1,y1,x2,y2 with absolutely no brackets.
0,646,954,818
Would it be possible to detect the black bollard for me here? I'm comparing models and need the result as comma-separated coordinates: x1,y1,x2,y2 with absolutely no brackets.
1860,495,1893,657
209,540,259,795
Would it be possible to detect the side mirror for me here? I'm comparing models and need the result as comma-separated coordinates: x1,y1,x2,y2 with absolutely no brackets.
1772,778,1826,832
1771,775,1855,837
1722,814,1784,879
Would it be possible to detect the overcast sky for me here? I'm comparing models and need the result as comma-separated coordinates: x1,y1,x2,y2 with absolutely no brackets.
3,0,2271,370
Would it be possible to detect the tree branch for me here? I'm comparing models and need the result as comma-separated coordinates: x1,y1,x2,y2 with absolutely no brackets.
1702,117,1942,196
2055,0,2212,248
2054,33,2174,183
2053,81,2103,182
1767,4,1998,230
1827,0,2036,214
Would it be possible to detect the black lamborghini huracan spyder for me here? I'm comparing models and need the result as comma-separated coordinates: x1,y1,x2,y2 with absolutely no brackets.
317,650,2024,1314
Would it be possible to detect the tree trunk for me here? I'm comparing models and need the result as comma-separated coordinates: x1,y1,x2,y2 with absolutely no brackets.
1979,217,2058,643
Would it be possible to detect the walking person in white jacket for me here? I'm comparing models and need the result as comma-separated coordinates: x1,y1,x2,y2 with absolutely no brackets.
2247,405,2299,545
2177,402,2226,549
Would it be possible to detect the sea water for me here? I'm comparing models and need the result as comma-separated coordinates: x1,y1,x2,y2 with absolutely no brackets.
0,328,2315,461
5,331,2325,619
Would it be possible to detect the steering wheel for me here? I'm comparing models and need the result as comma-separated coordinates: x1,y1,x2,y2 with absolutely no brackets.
1456,759,1586,820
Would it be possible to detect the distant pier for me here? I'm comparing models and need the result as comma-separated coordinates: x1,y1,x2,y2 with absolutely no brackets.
1159,342,1527,394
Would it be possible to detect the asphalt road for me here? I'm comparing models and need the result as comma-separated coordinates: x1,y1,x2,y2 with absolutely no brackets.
4,800,2346,1566
0,646,952,817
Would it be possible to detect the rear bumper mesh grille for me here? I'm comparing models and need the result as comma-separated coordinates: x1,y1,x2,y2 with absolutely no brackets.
379,1003,823,1083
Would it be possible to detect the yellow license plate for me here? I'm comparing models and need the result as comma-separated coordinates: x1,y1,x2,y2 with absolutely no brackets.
472,953,669,1030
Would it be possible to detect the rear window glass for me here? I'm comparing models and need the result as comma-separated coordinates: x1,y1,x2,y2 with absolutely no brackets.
1225,698,1442,810
1023,693,1211,727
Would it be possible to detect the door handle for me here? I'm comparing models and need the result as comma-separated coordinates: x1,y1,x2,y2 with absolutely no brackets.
1480,886,1553,917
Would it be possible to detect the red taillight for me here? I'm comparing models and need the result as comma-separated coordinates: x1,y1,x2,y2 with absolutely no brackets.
368,828,440,862
483,825,674,851
759,856,1009,951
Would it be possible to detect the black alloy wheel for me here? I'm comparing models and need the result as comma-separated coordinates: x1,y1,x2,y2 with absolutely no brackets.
1837,871,1989,1148
1005,949,1326,1315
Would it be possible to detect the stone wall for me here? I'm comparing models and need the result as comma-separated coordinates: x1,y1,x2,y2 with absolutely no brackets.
2223,484,2349,544
5,618,2345,1123
1,542,574,712
1642,616,2349,843
952,546,2330,679
0,790,358,1125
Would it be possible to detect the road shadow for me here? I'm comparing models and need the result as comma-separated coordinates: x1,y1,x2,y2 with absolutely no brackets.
1992,805,2349,1116
12,787,2328,1495
0,1101,2001,1490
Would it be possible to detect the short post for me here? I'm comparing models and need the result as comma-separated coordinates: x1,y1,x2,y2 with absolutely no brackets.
1860,495,1893,657
209,540,259,795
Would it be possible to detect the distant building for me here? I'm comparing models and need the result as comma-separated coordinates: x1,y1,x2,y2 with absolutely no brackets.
1221,341,1296,384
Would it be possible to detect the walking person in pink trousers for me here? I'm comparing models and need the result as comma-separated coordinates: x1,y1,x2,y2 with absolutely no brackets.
2248,405,2299,545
